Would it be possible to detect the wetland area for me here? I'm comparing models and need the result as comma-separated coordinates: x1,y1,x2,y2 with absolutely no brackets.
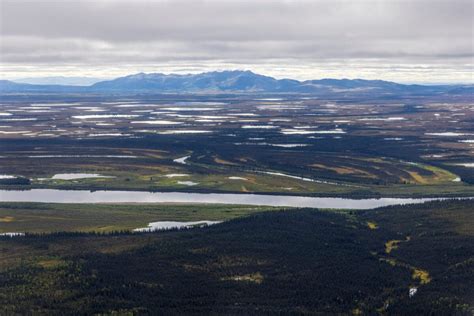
0,91,472,315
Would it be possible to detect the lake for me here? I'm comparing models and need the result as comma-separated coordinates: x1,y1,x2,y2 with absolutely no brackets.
133,220,222,232
0,189,457,209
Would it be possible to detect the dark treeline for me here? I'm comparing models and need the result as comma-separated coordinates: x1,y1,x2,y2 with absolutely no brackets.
0,200,472,315
0,177,30,185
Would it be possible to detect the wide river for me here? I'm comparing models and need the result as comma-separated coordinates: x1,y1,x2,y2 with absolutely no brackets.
0,189,457,209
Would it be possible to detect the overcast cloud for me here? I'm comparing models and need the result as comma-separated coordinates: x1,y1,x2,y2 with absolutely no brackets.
0,0,472,83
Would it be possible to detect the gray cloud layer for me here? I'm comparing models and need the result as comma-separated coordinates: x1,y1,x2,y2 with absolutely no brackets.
1,0,472,82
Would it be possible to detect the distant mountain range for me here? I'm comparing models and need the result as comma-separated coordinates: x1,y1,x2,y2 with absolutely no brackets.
1,70,472,95
12,76,105,86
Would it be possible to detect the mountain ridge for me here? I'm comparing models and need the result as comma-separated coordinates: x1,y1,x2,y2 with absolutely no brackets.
1,70,472,95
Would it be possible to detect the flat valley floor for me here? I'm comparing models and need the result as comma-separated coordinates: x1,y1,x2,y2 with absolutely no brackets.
0,93,473,314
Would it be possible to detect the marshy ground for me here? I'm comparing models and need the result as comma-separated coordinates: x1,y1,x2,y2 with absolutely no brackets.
0,93,473,197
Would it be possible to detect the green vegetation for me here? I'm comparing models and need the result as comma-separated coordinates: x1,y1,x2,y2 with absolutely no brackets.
0,200,472,314
1,143,472,197
0,202,282,233
1,94,473,197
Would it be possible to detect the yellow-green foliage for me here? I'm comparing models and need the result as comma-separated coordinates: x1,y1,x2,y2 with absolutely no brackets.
412,268,431,284
37,258,67,269
367,221,378,229
385,236,411,254
222,272,264,284
385,240,401,253
0,216,14,222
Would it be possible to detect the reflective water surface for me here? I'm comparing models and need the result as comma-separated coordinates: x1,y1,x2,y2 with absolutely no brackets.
0,189,455,209
133,220,221,232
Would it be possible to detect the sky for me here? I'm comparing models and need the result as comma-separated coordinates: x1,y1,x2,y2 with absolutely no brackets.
0,0,473,83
